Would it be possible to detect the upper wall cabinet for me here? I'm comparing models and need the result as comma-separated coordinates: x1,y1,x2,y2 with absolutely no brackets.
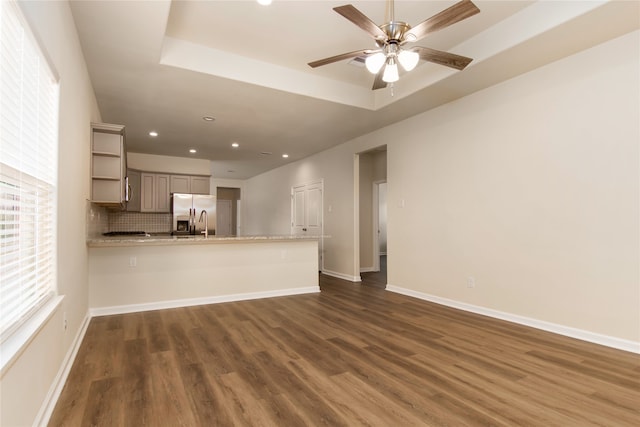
141,173,170,213
127,171,210,212
91,123,128,208
170,174,210,195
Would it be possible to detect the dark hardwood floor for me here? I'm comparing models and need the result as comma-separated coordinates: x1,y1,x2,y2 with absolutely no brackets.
360,255,387,289
50,271,639,426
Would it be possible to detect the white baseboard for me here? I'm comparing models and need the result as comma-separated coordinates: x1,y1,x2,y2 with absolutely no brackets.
360,267,376,273
89,286,320,317
322,269,361,282
386,285,640,354
35,311,91,426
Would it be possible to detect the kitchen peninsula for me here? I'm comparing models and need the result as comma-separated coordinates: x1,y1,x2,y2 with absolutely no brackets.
87,234,320,316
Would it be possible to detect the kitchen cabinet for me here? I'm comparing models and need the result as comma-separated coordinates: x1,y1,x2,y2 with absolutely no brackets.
170,174,210,195
190,176,210,194
141,173,170,212
134,172,209,212
126,169,141,212
156,175,170,211
90,123,127,207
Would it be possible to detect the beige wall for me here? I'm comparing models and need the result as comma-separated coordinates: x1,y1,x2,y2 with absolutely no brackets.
244,141,361,278
244,30,639,344
385,31,639,343
0,1,101,425
127,152,211,176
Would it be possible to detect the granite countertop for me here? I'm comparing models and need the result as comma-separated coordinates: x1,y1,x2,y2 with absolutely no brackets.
87,234,325,248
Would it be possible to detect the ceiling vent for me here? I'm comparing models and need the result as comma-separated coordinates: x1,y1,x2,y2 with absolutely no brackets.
348,57,366,67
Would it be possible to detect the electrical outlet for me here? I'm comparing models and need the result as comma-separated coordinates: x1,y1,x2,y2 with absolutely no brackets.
129,256,137,267
467,276,476,288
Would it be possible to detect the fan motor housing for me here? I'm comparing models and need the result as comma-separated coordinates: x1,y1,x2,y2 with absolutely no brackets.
379,21,412,43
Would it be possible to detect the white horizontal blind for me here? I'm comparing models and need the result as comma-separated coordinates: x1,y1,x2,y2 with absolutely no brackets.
0,0,59,342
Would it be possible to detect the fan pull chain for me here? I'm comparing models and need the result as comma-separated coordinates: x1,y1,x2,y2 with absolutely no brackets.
390,83,395,97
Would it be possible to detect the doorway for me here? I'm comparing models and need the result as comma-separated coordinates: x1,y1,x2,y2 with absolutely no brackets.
216,187,241,236
357,146,387,286
216,199,233,236
372,181,387,272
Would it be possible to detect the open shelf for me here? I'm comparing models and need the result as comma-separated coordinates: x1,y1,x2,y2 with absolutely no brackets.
92,151,120,157
90,122,126,206
91,176,120,180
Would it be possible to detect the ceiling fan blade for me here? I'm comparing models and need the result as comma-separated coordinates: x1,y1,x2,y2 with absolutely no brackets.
406,0,480,42
372,69,387,90
414,46,473,70
308,49,373,68
334,4,387,41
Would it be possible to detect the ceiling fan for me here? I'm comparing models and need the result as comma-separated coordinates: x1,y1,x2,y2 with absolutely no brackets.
308,0,480,90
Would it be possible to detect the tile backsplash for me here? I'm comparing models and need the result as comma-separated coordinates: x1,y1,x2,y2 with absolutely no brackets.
86,201,108,238
86,201,172,236
108,212,171,234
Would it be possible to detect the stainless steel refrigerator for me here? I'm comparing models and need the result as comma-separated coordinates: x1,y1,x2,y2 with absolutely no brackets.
171,193,216,236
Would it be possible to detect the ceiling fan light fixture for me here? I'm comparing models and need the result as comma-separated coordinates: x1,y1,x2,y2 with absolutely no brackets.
382,58,399,83
365,52,386,74
398,49,419,71
309,0,479,90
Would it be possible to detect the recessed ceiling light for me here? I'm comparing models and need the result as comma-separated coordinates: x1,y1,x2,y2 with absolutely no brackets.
202,116,215,122
231,142,239,148
282,154,289,158
189,149,197,153
257,0,272,5
149,131,158,137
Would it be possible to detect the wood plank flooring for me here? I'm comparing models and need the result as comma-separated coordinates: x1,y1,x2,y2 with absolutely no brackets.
50,273,640,426
360,255,387,289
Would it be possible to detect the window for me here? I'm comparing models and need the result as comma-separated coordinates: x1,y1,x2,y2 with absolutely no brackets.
0,0,59,344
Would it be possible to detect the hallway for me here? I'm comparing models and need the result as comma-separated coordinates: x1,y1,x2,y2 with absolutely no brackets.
360,255,387,289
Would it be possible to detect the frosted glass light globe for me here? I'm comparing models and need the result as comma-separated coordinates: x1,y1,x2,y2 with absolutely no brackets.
365,52,386,74
382,61,399,83
398,50,419,71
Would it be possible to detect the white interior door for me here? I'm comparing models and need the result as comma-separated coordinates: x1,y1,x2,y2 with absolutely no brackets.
292,185,306,235
216,199,233,236
305,183,322,236
291,181,323,270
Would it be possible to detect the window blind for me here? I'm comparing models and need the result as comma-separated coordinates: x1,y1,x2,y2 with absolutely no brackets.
0,0,59,343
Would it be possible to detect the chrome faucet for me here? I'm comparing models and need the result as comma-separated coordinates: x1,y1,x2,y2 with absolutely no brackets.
198,209,208,238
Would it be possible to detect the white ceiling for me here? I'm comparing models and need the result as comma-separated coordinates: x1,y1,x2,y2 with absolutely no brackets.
69,0,639,179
